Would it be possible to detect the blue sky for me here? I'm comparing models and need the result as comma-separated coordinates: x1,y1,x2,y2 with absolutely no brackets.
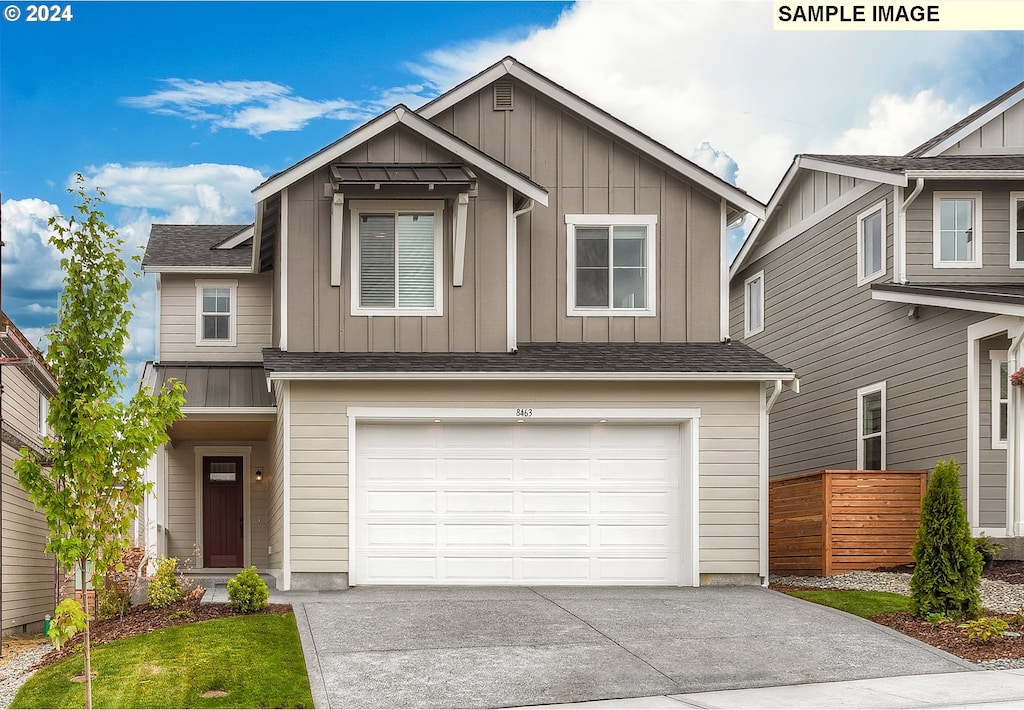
1,0,1022,391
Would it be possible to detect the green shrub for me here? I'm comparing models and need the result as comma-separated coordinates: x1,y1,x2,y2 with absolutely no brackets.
974,534,1004,569
226,566,269,613
959,616,1009,642
96,582,131,620
910,459,983,621
924,612,950,626
147,556,183,608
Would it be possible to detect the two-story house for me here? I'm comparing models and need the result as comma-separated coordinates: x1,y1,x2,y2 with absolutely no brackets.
0,312,57,634
140,57,792,591
730,81,1024,551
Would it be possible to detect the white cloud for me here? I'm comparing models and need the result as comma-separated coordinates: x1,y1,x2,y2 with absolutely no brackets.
691,142,739,185
825,90,966,155
0,198,63,292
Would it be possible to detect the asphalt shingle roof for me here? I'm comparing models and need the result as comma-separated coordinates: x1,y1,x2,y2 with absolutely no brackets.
262,342,791,375
143,224,253,269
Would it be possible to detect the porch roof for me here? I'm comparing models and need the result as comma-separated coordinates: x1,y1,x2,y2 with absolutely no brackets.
143,362,276,408
871,283,1024,317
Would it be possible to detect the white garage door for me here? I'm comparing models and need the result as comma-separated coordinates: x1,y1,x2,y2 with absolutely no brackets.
352,420,687,585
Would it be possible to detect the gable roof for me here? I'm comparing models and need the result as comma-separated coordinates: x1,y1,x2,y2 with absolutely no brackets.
419,57,765,220
143,224,254,272
1,310,57,397
252,105,548,205
908,80,1024,157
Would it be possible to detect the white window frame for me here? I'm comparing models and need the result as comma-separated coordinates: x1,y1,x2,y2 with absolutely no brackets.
1010,192,1024,269
744,270,765,337
857,200,887,286
350,200,445,317
565,214,658,317
857,382,886,470
37,393,48,438
933,191,983,268
195,279,237,347
992,350,1009,450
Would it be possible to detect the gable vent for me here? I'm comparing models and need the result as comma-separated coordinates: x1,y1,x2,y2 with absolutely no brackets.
493,80,514,111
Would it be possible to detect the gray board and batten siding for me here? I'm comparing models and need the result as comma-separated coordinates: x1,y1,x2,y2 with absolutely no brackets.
731,179,999,498
276,78,726,354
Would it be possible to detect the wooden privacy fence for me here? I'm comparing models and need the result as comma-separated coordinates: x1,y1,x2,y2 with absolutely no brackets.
769,469,927,576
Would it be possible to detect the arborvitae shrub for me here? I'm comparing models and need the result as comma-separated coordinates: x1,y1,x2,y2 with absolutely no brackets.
147,556,183,608
226,566,269,613
910,459,982,621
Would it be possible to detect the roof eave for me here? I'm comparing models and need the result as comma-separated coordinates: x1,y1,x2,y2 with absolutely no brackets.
265,370,794,382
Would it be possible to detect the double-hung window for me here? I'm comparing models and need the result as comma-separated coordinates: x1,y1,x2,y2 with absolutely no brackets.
933,192,983,268
566,214,657,316
857,382,886,470
1011,192,1024,268
351,200,444,316
195,280,237,346
744,270,765,337
857,201,886,285
992,350,1008,449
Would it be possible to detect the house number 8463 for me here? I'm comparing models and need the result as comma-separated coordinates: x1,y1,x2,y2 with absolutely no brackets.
515,408,533,418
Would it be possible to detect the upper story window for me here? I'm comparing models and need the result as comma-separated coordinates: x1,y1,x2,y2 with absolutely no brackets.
857,201,886,285
933,191,983,268
37,392,48,439
565,214,657,317
350,200,444,317
857,382,886,470
195,280,237,346
992,350,1008,449
1011,192,1024,269
744,270,765,338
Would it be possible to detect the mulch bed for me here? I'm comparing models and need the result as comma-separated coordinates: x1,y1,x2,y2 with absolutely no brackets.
869,559,1024,583
36,588,292,669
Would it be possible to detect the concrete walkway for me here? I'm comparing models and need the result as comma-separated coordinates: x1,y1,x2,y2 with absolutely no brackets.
227,585,978,709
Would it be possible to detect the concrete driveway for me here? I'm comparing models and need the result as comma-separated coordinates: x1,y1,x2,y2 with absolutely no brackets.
277,586,973,709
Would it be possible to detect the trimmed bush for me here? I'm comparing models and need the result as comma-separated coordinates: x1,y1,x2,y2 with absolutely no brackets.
910,459,983,621
227,566,269,613
96,582,131,620
147,556,183,608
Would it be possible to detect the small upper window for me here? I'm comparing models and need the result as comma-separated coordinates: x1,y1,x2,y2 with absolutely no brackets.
857,382,886,470
1011,192,1024,269
857,201,886,285
992,350,1008,449
350,200,444,317
195,280,237,346
565,214,657,317
744,270,764,337
933,192,982,268
37,393,48,438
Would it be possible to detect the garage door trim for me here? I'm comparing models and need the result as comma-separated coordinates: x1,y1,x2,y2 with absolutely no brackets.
347,407,700,586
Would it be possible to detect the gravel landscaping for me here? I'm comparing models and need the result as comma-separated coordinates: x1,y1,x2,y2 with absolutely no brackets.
0,640,49,709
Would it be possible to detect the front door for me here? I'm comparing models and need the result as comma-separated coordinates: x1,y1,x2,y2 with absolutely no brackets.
203,456,243,568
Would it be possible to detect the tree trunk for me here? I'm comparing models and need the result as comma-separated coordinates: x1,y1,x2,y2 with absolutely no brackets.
82,558,93,709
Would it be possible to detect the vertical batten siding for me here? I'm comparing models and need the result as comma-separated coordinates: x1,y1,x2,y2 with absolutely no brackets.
286,380,763,578
159,273,272,362
731,180,1000,493
944,101,1024,154
980,336,1010,528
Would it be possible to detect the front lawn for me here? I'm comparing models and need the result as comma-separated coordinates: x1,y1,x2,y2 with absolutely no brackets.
784,589,914,618
13,614,313,709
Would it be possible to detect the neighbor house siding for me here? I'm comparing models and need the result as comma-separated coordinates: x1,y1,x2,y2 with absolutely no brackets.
286,380,763,578
731,182,995,490
159,273,272,362
0,364,55,633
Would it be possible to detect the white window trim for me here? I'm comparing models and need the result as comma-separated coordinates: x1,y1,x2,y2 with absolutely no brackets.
37,393,48,439
744,270,765,338
565,214,658,317
933,191,983,269
857,381,886,470
195,279,237,347
992,350,1009,450
349,199,445,317
856,200,887,286
1010,192,1024,269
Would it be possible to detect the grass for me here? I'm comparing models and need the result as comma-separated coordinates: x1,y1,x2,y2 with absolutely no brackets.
12,614,313,709
785,589,914,618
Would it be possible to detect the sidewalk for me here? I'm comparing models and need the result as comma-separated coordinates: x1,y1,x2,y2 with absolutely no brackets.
517,669,1024,709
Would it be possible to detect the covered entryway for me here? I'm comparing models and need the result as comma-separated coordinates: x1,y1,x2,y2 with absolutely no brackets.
351,415,694,585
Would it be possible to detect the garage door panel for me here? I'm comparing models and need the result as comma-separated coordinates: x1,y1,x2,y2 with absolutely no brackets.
367,556,437,580
597,457,678,481
365,524,437,547
520,458,591,480
598,525,670,547
521,524,591,548
366,491,437,513
597,557,672,581
445,524,514,547
521,491,591,514
444,459,515,480
598,491,673,514
365,457,437,480
443,423,516,447
445,557,514,581
444,491,514,513
521,557,592,581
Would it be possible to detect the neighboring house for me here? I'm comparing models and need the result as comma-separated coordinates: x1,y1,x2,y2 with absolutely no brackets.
730,81,1024,550
140,57,792,590
0,312,57,634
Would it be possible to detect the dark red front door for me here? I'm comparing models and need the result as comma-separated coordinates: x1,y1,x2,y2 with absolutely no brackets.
203,456,243,567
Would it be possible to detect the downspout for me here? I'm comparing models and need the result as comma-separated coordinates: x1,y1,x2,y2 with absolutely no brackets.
896,178,924,284
1009,327,1024,535
507,196,535,353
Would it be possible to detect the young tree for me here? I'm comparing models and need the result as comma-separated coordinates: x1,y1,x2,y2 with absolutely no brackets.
14,175,185,708
910,459,983,621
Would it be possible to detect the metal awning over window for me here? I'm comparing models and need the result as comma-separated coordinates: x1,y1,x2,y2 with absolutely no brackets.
330,164,477,191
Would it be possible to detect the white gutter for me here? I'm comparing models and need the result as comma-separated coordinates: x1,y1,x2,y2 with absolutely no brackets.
266,370,797,382
905,170,1024,180
896,178,925,284
507,194,535,353
765,379,784,414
